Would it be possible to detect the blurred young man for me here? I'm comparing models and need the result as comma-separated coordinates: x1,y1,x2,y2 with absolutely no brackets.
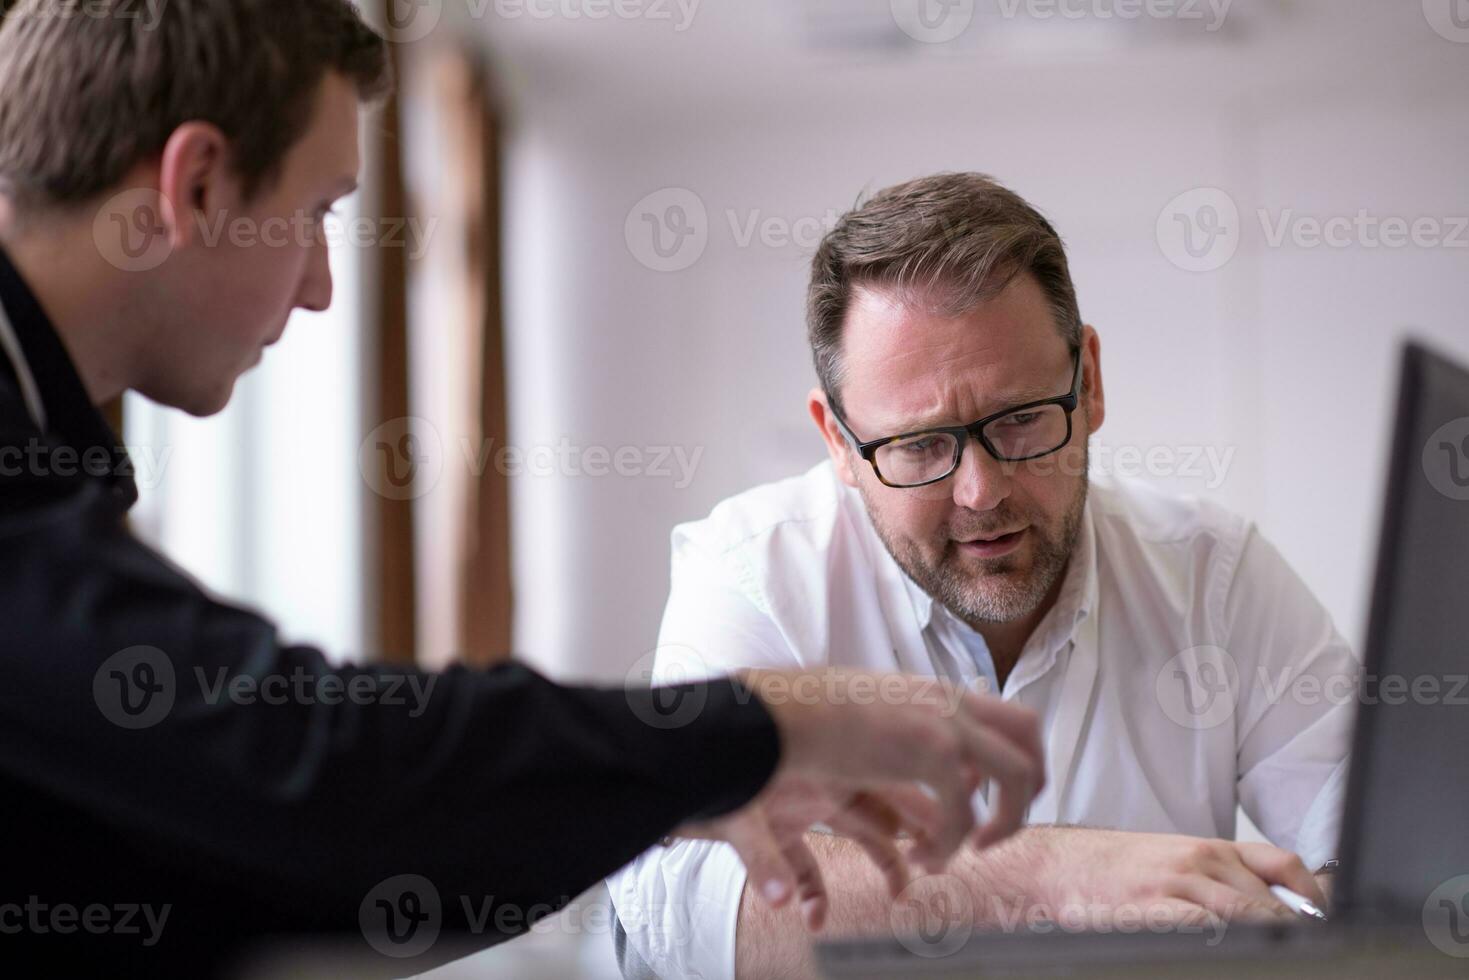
0,6,1043,975
610,173,1353,979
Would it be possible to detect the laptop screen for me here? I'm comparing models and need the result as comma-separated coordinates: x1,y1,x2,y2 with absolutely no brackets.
1336,342,1469,920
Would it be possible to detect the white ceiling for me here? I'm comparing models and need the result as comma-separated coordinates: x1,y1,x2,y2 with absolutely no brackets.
445,0,1468,129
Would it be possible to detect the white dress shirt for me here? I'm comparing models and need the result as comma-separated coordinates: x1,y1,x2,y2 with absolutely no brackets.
607,460,1356,980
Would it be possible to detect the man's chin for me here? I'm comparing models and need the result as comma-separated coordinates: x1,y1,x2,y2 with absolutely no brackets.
138,373,239,418
189,380,239,418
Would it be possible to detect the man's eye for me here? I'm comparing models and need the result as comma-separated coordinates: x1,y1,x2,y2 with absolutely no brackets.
899,437,938,455
1000,412,1042,427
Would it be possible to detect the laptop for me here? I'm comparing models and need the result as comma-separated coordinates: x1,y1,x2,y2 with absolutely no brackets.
818,340,1469,978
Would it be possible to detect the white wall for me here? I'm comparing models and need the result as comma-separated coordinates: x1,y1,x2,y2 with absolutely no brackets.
490,1,1469,681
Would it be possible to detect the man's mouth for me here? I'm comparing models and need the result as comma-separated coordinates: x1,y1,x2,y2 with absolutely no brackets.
955,527,1028,559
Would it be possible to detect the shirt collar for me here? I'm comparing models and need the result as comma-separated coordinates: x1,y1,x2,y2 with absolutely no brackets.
0,243,138,510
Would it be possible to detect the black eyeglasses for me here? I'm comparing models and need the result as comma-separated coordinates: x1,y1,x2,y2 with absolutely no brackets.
830,350,1084,489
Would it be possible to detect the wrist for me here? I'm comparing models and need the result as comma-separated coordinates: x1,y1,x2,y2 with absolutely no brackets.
736,669,831,776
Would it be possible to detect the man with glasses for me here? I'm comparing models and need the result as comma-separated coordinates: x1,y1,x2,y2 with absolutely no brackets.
609,173,1355,980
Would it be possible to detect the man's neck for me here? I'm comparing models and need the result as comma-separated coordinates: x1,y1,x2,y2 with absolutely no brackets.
966,559,1071,690
1,223,138,407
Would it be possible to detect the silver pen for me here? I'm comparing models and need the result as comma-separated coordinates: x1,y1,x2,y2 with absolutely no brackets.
1270,884,1329,922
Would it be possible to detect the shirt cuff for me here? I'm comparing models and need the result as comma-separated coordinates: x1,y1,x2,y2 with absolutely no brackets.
609,839,748,980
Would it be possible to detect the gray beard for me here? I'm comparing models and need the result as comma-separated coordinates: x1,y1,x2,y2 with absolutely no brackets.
861,467,1088,629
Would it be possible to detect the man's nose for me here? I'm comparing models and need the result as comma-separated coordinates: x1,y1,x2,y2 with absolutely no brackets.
950,436,1012,513
295,235,334,313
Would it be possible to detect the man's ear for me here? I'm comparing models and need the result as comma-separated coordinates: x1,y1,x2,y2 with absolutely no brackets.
1080,325,1105,435
156,121,239,250
807,387,860,488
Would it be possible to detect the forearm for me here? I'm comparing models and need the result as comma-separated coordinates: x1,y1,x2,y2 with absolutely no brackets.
10,523,786,934
734,827,1063,980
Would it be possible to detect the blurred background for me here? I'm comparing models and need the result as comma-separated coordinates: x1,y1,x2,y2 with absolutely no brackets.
108,0,1467,974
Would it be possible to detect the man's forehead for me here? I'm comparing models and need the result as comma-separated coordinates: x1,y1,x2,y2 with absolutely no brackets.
288,73,362,185
839,277,1070,428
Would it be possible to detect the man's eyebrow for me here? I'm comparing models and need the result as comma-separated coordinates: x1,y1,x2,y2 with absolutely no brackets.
895,383,1060,432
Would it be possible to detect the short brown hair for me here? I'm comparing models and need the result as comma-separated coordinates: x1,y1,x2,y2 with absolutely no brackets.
807,172,1083,414
0,0,391,215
